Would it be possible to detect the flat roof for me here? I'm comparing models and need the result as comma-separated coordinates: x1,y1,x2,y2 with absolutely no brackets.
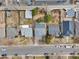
25,10,32,19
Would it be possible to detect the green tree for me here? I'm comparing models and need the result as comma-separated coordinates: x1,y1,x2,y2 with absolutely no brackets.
32,7,39,16
36,18,44,23
44,14,52,23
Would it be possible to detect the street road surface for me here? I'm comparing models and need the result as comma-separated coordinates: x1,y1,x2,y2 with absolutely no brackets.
0,45,79,56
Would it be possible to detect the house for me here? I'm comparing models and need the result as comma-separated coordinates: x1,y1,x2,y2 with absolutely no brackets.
6,11,19,27
76,11,79,21
25,28,33,37
13,0,32,5
0,11,5,28
7,27,18,39
34,23,46,39
66,9,75,17
35,23,46,28
25,10,32,19
48,24,60,37
35,0,66,1
35,28,46,39
20,25,33,37
0,27,5,39
61,18,74,36
35,0,67,5
75,21,79,37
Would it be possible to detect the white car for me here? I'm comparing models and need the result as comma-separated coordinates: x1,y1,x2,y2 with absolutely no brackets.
64,45,72,48
55,45,62,48
2,48,7,54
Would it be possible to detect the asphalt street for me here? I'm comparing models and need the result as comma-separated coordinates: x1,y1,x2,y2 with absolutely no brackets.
0,45,79,56
34,0,69,5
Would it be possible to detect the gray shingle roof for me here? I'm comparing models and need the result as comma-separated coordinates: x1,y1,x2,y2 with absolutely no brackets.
25,10,32,19
77,11,79,21
35,23,46,39
66,9,75,17
35,23,46,28
35,28,46,37
75,21,79,37
61,21,74,36
48,24,60,36
25,28,33,37
7,27,18,39
35,28,46,40
21,28,33,37
0,27,5,39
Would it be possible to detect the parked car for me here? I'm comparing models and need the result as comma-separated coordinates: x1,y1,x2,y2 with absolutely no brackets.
70,52,75,55
64,45,72,48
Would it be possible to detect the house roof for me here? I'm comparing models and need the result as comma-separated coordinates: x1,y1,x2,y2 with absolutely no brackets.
7,27,18,39
21,27,33,37
0,28,5,39
35,28,46,37
48,24,60,36
66,9,75,17
75,21,79,37
35,23,46,39
25,10,32,19
25,28,33,37
77,11,79,20
36,0,65,1
35,23,46,28
61,21,74,36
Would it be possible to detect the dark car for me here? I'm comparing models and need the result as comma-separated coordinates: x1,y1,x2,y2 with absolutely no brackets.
70,53,75,55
